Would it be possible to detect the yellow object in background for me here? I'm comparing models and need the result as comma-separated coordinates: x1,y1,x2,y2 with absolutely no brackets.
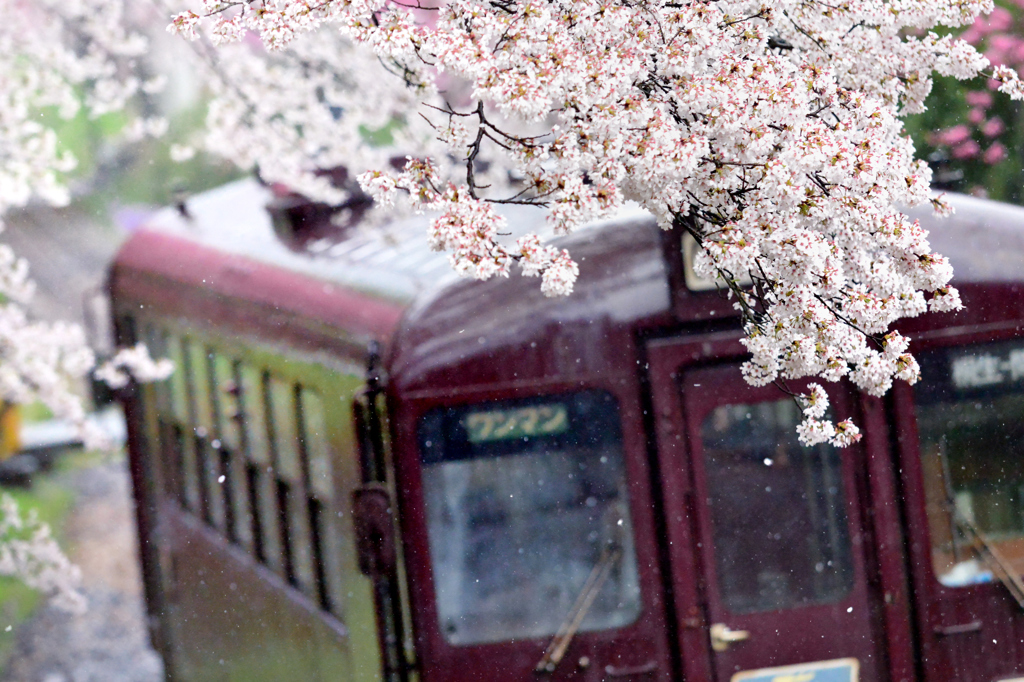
0,403,22,461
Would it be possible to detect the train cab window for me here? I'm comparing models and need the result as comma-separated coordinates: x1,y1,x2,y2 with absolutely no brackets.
915,339,1024,586
699,400,854,613
418,390,642,646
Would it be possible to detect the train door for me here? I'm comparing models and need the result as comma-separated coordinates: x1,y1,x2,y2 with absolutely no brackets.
648,339,889,682
893,335,1024,682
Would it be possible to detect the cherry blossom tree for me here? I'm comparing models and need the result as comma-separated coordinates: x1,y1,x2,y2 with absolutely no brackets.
170,0,1024,446
0,0,171,608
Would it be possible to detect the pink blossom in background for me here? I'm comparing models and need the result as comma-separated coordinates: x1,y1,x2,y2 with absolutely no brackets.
961,27,983,45
987,34,1024,66
935,125,973,147
968,108,986,124
977,7,1014,33
986,47,1008,66
952,139,982,159
966,90,993,108
983,142,1008,164
982,116,1005,137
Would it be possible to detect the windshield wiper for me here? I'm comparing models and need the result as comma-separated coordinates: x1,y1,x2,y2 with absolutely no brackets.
952,509,1024,608
939,447,1024,608
535,543,622,674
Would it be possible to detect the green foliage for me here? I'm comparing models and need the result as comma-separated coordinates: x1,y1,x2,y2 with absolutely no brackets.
41,91,242,216
905,2,1024,204
92,104,242,210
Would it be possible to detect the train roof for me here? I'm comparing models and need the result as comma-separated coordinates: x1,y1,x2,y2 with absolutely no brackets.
906,193,1024,283
112,177,1024,377
388,193,1024,392
128,177,557,305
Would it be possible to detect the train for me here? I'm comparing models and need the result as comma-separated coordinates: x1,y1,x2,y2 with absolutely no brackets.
109,176,1024,682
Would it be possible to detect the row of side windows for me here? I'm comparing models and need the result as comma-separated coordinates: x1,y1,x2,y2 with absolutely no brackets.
140,323,345,619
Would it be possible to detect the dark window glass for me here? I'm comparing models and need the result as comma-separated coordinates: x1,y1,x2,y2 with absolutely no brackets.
141,325,171,416
419,390,641,646
700,399,854,614
246,462,267,564
915,339,1024,586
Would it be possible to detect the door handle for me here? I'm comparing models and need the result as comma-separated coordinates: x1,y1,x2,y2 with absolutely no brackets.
710,623,750,652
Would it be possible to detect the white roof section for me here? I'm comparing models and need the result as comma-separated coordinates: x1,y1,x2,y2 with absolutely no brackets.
142,177,557,303
907,193,1024,283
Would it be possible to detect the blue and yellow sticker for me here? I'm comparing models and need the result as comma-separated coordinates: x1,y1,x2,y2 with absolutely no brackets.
731,658,859,682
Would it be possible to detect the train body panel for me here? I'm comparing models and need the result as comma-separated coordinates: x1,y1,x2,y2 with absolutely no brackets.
111,179,1024,682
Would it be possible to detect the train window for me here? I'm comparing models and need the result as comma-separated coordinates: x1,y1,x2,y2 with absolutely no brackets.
298,389,337,612
268,378,302,481
165,422,195,510
250,461,284,574
299,389,333,499
165,335,189,424
186,341,215,430
239,369,284,573
699,399,854,613
212,354,241,452
238,365,271,465
915,339,1024,586
141,324,170,415
418,390,642,646
268,378,315,593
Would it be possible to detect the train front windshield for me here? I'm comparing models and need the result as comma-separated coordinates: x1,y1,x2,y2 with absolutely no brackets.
417,390,641,646
915,339,1024,586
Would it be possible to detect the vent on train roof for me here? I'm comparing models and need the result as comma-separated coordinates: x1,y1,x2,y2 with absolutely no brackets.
264,166,374,254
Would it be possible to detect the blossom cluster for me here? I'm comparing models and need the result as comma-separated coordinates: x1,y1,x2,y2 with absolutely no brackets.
172,0,1022,446
0,495,85,613
0,0,167,607
94,344,175,391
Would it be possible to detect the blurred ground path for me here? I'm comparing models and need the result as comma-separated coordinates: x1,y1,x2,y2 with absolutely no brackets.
0,456,164,682
3,205,130,326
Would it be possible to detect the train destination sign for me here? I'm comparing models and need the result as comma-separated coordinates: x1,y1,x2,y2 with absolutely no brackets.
949,346,1024,389
915,339,1024,406
461,403,569,443
731,658,859,682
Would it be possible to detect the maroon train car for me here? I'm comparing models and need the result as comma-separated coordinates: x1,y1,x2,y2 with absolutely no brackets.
110,178,1024,682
